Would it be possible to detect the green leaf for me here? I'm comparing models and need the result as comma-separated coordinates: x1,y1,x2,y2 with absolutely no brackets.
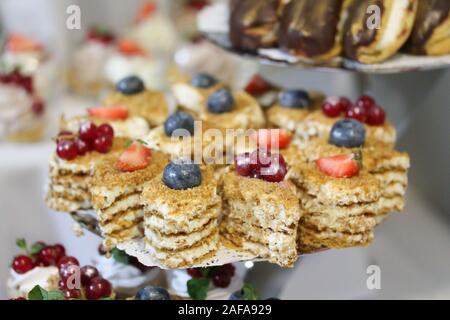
30,243,45,255
16,238,27,252
187,278,209,300
46,291,65,300
27,285,64,300
242,284,260,300
28,285,46,300
111,247,129,265
29,286,65,300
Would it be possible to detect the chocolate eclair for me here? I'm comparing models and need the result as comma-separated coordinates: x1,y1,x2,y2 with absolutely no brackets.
403,0,450,56
229,0,286,51
278,0,353,61
343,0,418,64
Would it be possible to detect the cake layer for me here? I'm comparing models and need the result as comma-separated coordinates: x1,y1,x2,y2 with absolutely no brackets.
288,164,382,206
301,213,378,234
220,216,298,268
103,224,144,250
144,203,221,235
145,218,218,250
220,172,301,233
296,185,404,217
144,231,219,268
142,166,221,221
298,224,374,253
90,151,169,209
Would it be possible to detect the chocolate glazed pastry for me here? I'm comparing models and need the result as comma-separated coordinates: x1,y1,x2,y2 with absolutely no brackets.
278,0,353,62
403,0,450,56
343,0,418,64
229,0,286,52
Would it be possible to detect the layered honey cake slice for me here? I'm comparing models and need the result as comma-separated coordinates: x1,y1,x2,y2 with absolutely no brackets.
302,119,410,213
103,76,170,128
219,149,302,268
287,119,409,253
90,142,169,249
142,161,221,268
46,121,127,213
288,161,383,253
172,74,266,130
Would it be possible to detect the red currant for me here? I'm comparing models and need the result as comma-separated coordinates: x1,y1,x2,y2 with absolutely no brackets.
56,140,78,160
52,244,66,261
322,97,343,118
366,105,386,126
37,246,58,266
80,265,100,286
234,153,252,177
187,268,203,278
11,297,26,300
97,123,114,138
63,289,81,300
12,255,34,274
93,134,113,153
212,271,231,288
260,154,287,183
86,277,112,300
346,105,367,122
338,97,353,111
220,264,235,277
356,95,375,111
250,149,272,171
57,256,80,270
79,122,98,143
31,99,45,115
75,138,90,156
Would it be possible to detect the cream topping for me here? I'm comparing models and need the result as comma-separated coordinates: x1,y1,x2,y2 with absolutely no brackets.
6,266,59,299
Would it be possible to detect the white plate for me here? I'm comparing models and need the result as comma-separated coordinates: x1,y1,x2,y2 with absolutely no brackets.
198,3,450,74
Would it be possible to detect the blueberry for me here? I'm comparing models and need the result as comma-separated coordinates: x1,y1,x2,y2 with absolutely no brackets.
163,160,202,190
278,90,310,108
191,73,217,88
116,76,145,95
164,112,195,137
208,89,235,114
135,286,170,300
329,119,366,148
229,290,244,300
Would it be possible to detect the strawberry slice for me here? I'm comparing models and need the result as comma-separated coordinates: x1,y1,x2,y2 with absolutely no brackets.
7,34,42,52
88,105,128,120
245,74,274,96
315,153,361,178
115,142,152,172
117,39,147,57
251,129,292,150
136,2,157,23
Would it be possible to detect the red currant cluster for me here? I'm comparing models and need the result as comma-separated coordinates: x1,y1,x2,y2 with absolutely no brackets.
322,95,386,126
12,241,65,274
0,70,45,116
56,122,114,160
234,149,288,183
187,264,236,288
58,260,112,300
